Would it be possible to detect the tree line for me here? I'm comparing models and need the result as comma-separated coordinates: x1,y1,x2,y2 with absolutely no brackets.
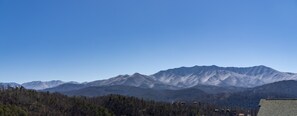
0,87,257,116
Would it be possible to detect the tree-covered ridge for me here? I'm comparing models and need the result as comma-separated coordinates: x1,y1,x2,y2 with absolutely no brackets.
0,87,257,116
0,87,112,116
91,95,242,116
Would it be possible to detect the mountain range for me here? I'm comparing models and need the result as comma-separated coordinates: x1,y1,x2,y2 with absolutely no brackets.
45,65,297,91
152,65,297,88
2,65,297,90
0,80,76,90
2,65,297,108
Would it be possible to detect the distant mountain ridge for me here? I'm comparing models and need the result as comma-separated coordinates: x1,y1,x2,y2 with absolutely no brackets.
87,73,179,90
2,65,297,91
21,80,66,90
88,73,157,88
0,82,21,88
43,65,297,99
152,65,297,88
81,65,297,89
2,65,297,108
0,80,79,90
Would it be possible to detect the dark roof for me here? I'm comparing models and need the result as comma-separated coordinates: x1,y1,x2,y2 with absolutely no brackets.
258,99,297,116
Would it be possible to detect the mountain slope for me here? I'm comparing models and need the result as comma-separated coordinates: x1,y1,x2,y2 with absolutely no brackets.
21,80,66,90
43,83,88,92
0,82,21,88
64,85,208,102
251,80,297,96
192,85,247,94
88,73,157,88
152,65,297,88
87,73,179,90
213,80,297,108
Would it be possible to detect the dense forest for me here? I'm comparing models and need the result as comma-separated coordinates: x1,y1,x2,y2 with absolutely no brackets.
0,87,257,116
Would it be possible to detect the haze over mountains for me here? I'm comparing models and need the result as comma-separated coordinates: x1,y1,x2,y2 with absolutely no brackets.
0,80,74,90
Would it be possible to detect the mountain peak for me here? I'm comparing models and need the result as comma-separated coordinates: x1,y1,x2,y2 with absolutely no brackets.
132,73,145,77
252,65,271,69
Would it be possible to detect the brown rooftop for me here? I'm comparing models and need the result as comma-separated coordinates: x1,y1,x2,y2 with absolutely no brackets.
257,99,297,116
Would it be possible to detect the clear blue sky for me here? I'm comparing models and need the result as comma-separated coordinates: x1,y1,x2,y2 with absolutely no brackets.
0,0,297,83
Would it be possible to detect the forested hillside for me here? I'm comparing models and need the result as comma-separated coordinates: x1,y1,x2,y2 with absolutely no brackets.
0,87,257,116
0,87,111,116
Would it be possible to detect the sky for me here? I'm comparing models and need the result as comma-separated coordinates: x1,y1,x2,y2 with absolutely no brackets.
0,0,297,83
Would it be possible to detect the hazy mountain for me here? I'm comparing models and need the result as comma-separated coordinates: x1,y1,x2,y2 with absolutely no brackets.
0,82,21,88
65,85,163,99
44,83,88,92
213,80,297,108
191,85,247,94
64,85,207,102
22,80,67,90
152,65,297,88
250,80,297,96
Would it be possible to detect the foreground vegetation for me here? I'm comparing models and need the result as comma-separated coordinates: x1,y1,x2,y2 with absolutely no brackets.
0,87,257,116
